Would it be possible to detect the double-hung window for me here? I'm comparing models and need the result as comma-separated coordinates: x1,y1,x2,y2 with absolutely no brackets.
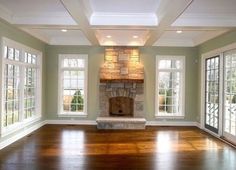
58,54,88,116
1,37,42,136
156,56,185,118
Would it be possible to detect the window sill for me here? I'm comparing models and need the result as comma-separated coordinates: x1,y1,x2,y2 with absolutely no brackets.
1,115,41,137
155,115,185,120
58,113,88,118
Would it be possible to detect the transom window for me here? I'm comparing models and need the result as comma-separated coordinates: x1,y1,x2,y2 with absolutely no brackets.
156,56,185,118
58,54,88,116
1,38,42,136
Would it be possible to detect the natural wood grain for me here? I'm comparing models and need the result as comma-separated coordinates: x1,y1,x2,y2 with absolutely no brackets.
0,125,236,170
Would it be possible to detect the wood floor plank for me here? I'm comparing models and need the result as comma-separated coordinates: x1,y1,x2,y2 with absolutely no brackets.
0,125,236,170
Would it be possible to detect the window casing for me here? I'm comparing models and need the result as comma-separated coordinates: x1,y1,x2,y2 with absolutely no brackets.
156,56,185,118
0,37,42,136
58,54,88,116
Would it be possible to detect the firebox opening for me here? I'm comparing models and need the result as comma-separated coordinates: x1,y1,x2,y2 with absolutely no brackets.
109,97,134,117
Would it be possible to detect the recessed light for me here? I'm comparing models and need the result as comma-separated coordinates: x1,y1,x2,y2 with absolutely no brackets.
106,35,112,38
61,29,67,32
176,30,182,34
133,35,138,39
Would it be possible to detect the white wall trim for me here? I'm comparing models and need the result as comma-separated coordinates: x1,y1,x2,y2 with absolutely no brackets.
46,119,97,125
0,120,47,150
146,121,198,126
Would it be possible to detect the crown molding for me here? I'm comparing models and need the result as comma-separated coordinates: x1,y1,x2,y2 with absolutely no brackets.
153,38,194,47
19,27,50,44
0,4,13,23
193,29,229,46
90,12,158,26
12,15,76,25
173,13,236,27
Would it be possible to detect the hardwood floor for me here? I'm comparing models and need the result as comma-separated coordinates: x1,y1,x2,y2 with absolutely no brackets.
0,125,236,170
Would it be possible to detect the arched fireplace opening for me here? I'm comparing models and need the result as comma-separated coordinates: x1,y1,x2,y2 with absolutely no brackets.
109,96,134,117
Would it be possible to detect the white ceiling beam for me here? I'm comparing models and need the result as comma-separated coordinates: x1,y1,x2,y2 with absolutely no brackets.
145,0,193,46
60,0,99,45
15,24,81,30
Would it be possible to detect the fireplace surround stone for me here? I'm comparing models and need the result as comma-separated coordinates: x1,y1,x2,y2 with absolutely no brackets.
96,47,146,129
96,82,146,129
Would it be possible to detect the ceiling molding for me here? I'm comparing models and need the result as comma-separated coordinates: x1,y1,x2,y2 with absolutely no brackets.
12,15,77,25
154,38,195,47
50,37,91,46
172,13,236,27
193,29,229,46
91,25,157,30
90,12,157,26
60,0,99,45
0,4,13,23
13,24,81,30
167,26,233,31
145,0,193,46
19,28,50,44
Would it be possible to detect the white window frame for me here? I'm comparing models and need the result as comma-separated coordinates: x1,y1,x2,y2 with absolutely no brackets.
155,55,185,119
0,37,42,137
58,54,88,117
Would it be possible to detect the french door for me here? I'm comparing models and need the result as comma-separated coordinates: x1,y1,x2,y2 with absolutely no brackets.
223,50,236,143
205,56,220,133
203,49,236,144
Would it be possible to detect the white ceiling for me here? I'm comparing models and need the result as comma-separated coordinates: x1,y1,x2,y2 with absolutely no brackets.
0,0,235,46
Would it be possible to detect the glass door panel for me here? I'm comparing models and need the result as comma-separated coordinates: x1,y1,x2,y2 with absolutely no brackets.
223,50,236,142
205,56,219,133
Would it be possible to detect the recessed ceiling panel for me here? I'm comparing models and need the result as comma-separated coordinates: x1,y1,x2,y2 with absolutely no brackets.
0,0,76,25
89,0,159,13
96,30,149,46
153,30,228,47
26,28,91,45
173,0,236,27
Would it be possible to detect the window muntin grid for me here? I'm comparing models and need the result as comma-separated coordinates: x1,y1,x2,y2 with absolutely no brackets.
157,57,184,117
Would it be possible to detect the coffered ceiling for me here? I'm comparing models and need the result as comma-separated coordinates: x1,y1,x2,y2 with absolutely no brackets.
0,0,235,46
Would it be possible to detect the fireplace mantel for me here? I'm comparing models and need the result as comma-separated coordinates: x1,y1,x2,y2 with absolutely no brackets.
100,78,144,83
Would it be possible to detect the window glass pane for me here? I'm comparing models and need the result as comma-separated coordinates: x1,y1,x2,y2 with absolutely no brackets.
63,58,85,68
159,59,181,69
8,48,14,60
24,67,36,119
157,57,183,117
60,56,86,114
15,50,20,61
4,46,7,58
224,52,236,137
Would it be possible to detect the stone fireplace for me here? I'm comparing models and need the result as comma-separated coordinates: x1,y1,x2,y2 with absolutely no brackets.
96,47,146,129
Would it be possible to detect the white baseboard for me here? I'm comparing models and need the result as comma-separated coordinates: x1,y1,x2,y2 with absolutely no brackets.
0,120,47,150
46,119,97,125
195,122,201,128
146,121,198,126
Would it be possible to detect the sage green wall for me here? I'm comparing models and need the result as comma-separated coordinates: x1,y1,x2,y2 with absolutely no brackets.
196,29,236,123
46,45,199,122
0,19,47,141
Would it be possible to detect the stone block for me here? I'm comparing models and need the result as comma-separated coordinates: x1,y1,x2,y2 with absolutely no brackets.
135,101,144,111
135,94,144,101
